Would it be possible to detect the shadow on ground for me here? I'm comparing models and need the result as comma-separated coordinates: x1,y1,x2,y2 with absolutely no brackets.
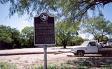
66,57,112,69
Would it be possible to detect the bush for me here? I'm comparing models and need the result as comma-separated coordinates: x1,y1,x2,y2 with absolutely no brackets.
68,36,84,46
66,58,112,69
1,59,112,69
27,64,57,69
27,64,74,69
0,62,16,69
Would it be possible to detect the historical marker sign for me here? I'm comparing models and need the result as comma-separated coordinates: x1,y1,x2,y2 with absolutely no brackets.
34,13,55,46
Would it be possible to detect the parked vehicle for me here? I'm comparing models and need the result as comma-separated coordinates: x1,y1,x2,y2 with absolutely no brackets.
71,40,112,57
107,39,112,46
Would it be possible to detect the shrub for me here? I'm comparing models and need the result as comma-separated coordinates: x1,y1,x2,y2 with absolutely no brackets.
66,58,112,69
0,62,16,69
27,64,74,69
67,36,83,46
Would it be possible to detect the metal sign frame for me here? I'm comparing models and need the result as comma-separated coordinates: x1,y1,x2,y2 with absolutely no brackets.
34,13,55,46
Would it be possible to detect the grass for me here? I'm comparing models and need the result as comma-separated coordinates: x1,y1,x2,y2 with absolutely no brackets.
27,64,74,69
66,57,112,69
1,57,112,69
0,62,16,69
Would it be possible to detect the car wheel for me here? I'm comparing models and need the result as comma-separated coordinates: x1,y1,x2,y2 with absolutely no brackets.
76,51,84,57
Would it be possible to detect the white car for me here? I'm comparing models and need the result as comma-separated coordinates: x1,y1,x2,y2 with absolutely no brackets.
71,40,112,57
107,39,112,47
71,41,98,57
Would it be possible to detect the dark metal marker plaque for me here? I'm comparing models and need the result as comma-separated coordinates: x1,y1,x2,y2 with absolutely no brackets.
34,13,55,46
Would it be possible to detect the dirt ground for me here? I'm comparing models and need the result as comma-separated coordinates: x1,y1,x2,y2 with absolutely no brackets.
0,53,75,69
0,53,112,69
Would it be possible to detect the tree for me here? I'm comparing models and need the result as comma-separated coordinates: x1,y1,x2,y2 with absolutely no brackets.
94,35,108,43
107,23,112,38
0,25,12,49
0,25,20,49
68,36,84,46
10,28,21,48
58,0,112,21
83,16,112,42
0,0,58,17
56,20,79,48
20,26,34,48
0,0,112,20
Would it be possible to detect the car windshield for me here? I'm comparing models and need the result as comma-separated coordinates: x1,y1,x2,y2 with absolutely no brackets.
81,41,89,46
89,42,96,46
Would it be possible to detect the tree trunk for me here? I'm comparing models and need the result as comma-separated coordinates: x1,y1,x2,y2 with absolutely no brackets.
62,41,67,48
63,45,66,48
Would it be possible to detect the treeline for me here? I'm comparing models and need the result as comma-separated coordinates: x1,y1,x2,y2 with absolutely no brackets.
1,16,112,49
0,25,34,49
0,23,84,49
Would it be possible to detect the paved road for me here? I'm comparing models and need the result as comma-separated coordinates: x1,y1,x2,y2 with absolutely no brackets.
0,46,102,57
0,47,72,55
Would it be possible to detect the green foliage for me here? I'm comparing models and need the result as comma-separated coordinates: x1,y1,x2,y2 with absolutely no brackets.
10,28,21,48
0,62,16,69
94,35,108,43
0,25,35,49
28,64,73,69
1,58,112,69
69,36,84,46
20,26,34,48
58,0,112,20
0,25,13,43
59,63,73,69
1,0,111,20
83,16,112,41
0,25,20,49
66,58,112,69
56,20,80,48
101,64,112,69
27,58,112,69
0,0,58,17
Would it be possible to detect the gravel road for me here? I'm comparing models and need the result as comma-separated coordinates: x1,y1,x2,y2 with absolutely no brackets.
0,53,74,69
0,47,108,69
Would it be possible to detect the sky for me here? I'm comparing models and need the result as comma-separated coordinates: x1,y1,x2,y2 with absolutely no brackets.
0,3,112,39
0,4,33,31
